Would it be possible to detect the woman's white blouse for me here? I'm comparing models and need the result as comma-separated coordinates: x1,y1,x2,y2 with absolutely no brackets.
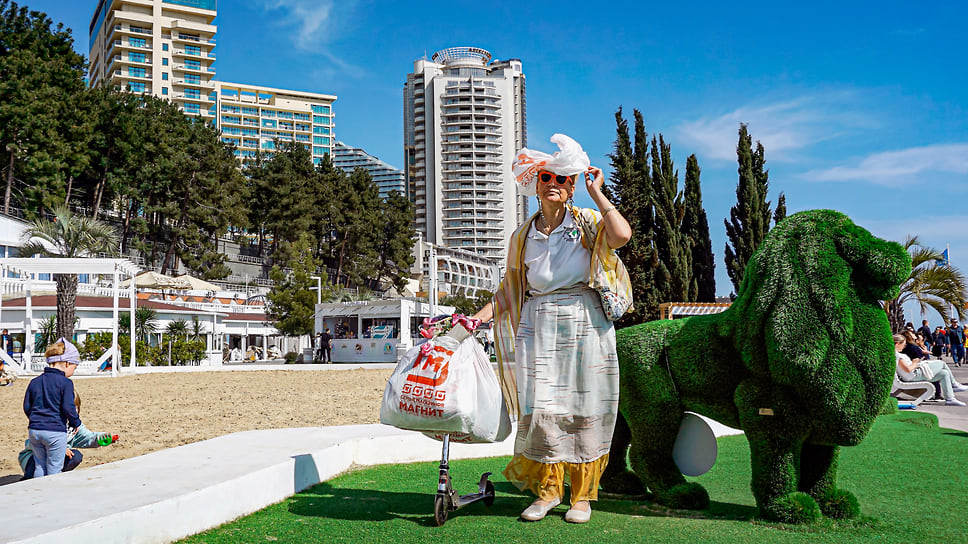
524,208,591,295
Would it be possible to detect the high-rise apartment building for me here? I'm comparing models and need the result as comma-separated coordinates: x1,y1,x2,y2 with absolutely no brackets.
404,47,527,261
87,1,336,161
331,142,406,198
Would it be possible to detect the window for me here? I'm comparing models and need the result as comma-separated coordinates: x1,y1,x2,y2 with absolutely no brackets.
129,81,146,92
262,140,275,150
128,52,145,63
128,66,146,78
221,105,240,113
221,137,240,145
185,45,201,56
162,43,169,51
185,89,201,99
162,58,168,66
313,126,329,135
162,72,168,80
185,60,201,70
261,109,276,118
293,112,310,121
311,104,330,114
313,146,327,155
128,37,146,48
276,110,293,119
262,119,276,128
185,74,200,84
184,103,200,113
313,136,329,145
162,87,168,95
241,107,258,115
313,116,330,125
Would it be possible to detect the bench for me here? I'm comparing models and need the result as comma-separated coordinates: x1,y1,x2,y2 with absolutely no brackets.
891,373,935,406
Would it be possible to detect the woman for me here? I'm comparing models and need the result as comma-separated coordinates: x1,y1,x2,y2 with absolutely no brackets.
473,134,631,523
894,334,967,406
902,330,942,400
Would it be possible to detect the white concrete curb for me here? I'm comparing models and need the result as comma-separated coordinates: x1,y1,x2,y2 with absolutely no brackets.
0,424,514,544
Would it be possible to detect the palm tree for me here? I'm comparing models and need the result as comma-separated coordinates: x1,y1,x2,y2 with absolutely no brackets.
165,319,189,338
884,236,968,332
19,206,119,340
134,306,159,343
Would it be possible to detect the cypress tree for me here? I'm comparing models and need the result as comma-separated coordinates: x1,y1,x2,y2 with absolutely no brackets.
682,154,716,302
773,192,787,225
608,108,660,323
650,134,689,305
724,124,773,293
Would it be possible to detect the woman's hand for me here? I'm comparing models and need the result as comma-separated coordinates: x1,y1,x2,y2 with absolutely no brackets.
583,165,632,249
584,166,605,195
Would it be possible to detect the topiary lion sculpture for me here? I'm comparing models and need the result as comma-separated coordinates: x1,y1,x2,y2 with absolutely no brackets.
601,209,911,523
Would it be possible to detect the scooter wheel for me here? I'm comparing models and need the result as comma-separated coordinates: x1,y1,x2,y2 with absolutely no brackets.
433,495,448,526
483,480,495,506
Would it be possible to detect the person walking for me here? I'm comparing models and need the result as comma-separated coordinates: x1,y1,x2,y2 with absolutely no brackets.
946,318,965,366
917,319,934,352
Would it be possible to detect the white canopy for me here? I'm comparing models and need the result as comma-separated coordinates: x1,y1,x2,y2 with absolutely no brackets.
0,257,140,377
175,274,220,291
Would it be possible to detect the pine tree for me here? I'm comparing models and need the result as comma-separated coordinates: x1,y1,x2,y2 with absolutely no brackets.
0,1,86,215
682,154,716,302
375,190,418,292
724,124,774,293
267,233,325,338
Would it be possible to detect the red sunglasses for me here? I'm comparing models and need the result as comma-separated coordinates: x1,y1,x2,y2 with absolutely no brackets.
539,172,573,184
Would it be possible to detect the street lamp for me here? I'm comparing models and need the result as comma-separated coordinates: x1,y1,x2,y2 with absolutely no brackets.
309,275,322,306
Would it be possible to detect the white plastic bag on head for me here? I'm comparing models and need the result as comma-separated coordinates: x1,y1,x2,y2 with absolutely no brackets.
512,133,590,196
380,328,511,443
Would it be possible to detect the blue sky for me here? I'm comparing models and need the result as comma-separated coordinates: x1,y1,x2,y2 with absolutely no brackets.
30,1,968,319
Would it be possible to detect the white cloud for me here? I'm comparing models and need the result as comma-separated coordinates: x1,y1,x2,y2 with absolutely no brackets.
675,93,873,163
262,0,338,50
803,144,968,186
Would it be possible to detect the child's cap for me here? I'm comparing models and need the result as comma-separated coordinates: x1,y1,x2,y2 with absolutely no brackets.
47,338,81,365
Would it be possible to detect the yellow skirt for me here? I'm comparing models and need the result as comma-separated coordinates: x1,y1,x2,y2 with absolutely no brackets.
503,454,609,505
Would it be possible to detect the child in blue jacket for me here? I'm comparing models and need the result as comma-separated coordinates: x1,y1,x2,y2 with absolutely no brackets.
19,390,116,480
22,338,83,478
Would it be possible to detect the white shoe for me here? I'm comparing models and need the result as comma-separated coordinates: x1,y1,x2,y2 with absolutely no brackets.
565,502,592,523
952,383,968,392
945,398,967,407
521,497,560,521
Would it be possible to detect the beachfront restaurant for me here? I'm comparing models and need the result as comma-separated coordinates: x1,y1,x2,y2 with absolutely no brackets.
315,299,455,363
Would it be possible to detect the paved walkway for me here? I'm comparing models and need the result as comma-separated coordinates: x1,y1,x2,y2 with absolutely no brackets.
900,357,968,433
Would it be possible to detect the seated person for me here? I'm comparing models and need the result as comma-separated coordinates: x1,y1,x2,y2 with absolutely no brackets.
902,330,942,399
894,334,968,406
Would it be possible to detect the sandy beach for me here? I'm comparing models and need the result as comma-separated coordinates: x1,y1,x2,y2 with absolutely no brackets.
0,369,392,484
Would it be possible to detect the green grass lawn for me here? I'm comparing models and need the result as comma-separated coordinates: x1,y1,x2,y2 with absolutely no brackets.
180,413,966,544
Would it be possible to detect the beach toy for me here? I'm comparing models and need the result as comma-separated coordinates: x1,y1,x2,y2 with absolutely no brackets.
98,434,120,446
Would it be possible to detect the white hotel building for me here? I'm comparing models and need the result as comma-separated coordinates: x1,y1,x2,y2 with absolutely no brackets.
86,0,336,164
404,47,528,264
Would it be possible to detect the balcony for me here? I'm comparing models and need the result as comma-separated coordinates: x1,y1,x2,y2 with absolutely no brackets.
112,70,151,80
175,93,208,103
173,63,210,73
174,78,214,89
172,48,205,58
111,39,151,51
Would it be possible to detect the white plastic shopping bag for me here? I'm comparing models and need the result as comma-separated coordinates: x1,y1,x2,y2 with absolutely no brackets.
380,327,511,443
